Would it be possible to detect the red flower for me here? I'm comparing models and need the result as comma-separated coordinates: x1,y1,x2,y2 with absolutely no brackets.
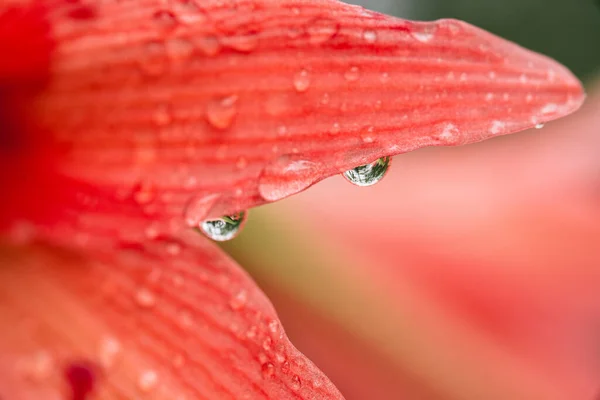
0,0,584,399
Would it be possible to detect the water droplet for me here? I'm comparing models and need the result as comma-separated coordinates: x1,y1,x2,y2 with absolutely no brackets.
236,157,248,169
199,211,247,242
293,69,311,92
363,29,377,43
165,241,181,256
307,18,338,45
138,370,158,392
153,104,172,127
519,74,528,84
275,353,287,364
541,103,558,115
224,31,259,52
206,95,238,130
380,72,390,83
291,375,302,390
262,337,272,351
258,155,321,202
261,362,275,378
184,194,220,228
343,156,391,187
535,123,545,129
330,122,341,135
490,120,505,135
98,337,121,368
229,290,248,310
152,10,178,30
268,320,280,335
344,66,360,82
135,288,156,308
412,31,433,42
172,0,205,24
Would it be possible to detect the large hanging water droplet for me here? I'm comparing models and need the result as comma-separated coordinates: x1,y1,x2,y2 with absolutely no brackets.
199,211,247,241
343,156,391,187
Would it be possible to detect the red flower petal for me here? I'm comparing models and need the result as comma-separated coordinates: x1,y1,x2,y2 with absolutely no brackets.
0,230,343,399
2,0,584,230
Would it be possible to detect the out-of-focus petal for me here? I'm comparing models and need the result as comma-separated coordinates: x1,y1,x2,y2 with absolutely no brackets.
2,0,584,232
0,230,343,400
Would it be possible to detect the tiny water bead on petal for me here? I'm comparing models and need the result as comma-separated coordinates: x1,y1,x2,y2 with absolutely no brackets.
199,211,247,241
343,156,391,187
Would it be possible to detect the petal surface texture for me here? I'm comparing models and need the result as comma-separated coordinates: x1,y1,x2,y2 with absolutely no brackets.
0,230,343,400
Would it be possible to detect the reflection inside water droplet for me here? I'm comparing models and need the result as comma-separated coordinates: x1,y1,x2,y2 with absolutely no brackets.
343,156,391,187
199,211,247,241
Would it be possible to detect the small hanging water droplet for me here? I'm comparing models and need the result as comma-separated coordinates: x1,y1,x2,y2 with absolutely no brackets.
206,95,238,130
363,29,377,43
330,122,340,134
343,156,391,187
199,211,247,242
138,370,158,392
535,123,545,129
293,69,311,92
344,66,360,82
135,288,156,308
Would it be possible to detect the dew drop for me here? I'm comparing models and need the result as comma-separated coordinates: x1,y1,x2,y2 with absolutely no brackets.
258,155,321,202
535,123,545,129
138,370,158,392
412,31,433,42
199,211,247,242
98,337,121,368
135,288,156,308
330,122,341,135
261,362,275,378
262,337,273,351
490,120,505,135
363,29,377,43
291,375,302,391
343,156,391,187
268,320,280,335
184,194,220,228
206,95,238,130
344,66,360,82
307,18,338,45
293,69,311,92
229,290,248,310
225,31,259,52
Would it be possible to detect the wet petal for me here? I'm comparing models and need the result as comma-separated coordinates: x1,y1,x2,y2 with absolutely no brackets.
3,0,584,228
0,230,343,400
